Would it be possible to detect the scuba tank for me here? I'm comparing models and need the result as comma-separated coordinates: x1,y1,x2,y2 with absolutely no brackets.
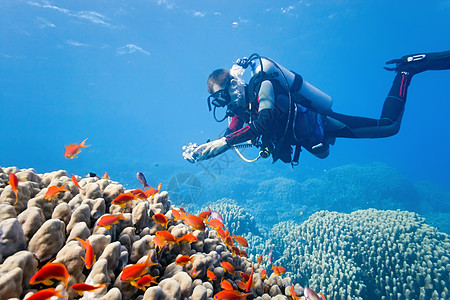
248,56,333,113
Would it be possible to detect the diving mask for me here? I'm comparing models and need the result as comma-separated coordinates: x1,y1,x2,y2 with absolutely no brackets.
207,81,231,111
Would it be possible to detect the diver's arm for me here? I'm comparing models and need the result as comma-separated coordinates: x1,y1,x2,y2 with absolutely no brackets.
224,116,244,136
225,80,276,145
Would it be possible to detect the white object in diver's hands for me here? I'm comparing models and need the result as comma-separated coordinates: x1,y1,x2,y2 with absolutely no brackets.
182,142,199,163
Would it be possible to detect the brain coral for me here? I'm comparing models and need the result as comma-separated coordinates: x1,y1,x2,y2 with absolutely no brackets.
270,209,450,300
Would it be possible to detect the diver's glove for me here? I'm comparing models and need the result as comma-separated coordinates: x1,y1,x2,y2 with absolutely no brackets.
183,137,229,163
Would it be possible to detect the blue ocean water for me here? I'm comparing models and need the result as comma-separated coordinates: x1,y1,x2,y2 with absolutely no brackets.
2,0,450,210
1,2,450,299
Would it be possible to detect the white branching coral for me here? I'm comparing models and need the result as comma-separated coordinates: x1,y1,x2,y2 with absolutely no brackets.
270,209,450,300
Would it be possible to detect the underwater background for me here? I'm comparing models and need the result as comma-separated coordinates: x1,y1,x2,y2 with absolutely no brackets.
1,1,450,299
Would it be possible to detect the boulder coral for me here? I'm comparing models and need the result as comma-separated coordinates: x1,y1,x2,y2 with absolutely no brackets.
0,166,297,300
269,209,450,300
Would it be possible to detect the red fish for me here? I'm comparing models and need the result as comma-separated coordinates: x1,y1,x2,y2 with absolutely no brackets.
239,250,248,258
25,287,65,300
213,290,251,300
71,175,84,190
257,254,263,265
155,230,177,244
171,209,185,221
231,246,241,256
96,211,126,229
153,234,166,251
260,269,267,280
220,261,235,275
75,237,96,269
64,138,89,159
245,266,254,292
236,280,247,291
207,269,217,281
120,252,157,282
220,278,234,291
175,255,193,267
224,236,234,248
112,192,136,208
290,285,300,300
29,261,69,287
130,274,159,291
44,183,69,201
152,213,169,228
144,183,162,198
217,228,228,241
184,214,206,231
8,173,19,205
131,188,147,200
198,209,212,220
206,218,224,229
239,272,250,282
177,233,197,244
232,234,248,247
271,265,286,276
71,283,107,296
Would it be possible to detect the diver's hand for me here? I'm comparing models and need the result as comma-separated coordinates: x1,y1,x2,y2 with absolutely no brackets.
188,137,229,163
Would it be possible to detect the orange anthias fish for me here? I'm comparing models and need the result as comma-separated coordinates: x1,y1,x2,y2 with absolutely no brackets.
175,255,193,267
232,234,248,247
217,228,228,241
224,236,234,248
8,173,19,205
214,290,251,300
220,278,234,290
239,272,250,282
239,250,248,258
144,183,162,198
26,287,65,300
44,183,69,201
153,235,166,252
206,269,217,281
130,274,159,291
171,209,185,221
245,266,254,292
272,265,286,276
131,188,147,200
184,214,206,231
120,252,157,282
235,281,247,291
198,209,212,220
152,213,169,228
112,192,136,208
206,218,224,229
155,230,178,244
290,285,300,300
75,237,96,269
96,211,126,229
260,269,267,280
220,262,235,275
71,175,84,190
64,138,90,159
231,246,241,256
71,283,107,296
257,254,263,265
102,172,110,179
177,233,197,244
29,261,69,287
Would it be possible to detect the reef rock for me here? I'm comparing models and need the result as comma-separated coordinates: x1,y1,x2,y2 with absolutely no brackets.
28,219,65,261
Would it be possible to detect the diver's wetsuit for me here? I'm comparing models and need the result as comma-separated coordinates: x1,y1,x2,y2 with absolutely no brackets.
325,50,450,139
220,50,450,163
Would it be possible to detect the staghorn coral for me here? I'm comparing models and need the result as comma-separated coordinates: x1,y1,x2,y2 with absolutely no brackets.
269,209,450,300
208,198,260,236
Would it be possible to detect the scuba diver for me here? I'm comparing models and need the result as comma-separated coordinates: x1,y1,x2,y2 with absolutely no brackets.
183,51,450,165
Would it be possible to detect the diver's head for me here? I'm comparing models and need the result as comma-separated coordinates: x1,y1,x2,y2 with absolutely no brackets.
207,69,247,115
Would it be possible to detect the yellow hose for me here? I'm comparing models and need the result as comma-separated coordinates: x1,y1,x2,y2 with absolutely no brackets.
228,117,261,163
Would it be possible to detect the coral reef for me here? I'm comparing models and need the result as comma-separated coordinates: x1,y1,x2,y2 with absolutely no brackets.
268,209,450,300
0,166,298,300
207,198,260,236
